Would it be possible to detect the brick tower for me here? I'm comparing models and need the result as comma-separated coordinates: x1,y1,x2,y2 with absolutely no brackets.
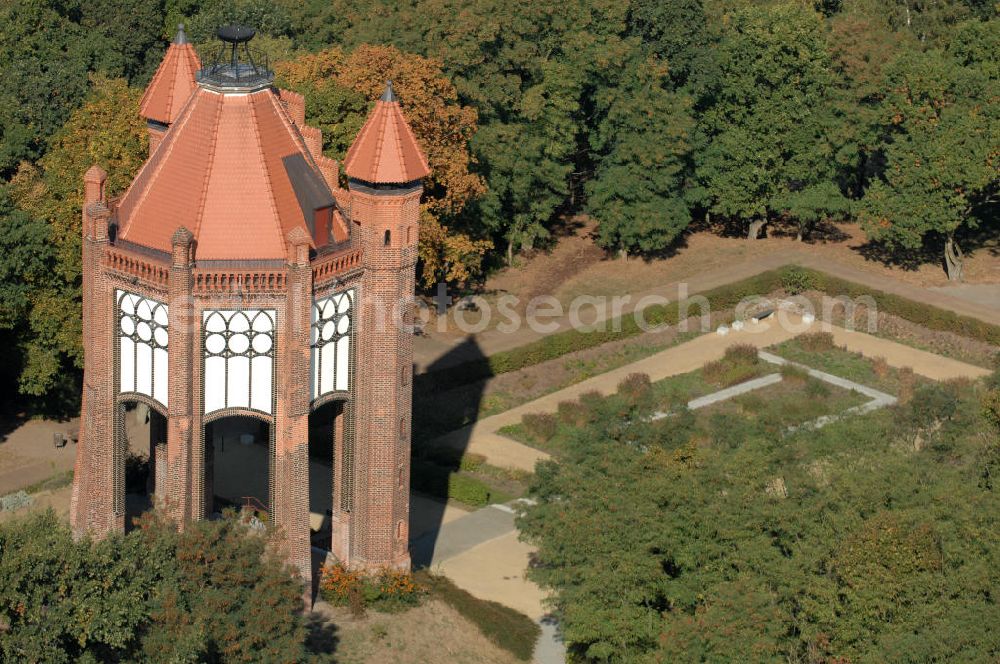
337,81,428,568
70,26,428,589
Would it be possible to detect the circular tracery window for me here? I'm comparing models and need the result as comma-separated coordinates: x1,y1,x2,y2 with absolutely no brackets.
203,310,274,360
119,292,168,350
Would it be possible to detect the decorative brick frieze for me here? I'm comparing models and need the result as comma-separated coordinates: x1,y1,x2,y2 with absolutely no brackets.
312,248,363,288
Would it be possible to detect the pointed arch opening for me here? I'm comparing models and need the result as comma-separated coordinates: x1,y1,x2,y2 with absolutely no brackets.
116,397,167,531
308,398,346,551
203,412,272,518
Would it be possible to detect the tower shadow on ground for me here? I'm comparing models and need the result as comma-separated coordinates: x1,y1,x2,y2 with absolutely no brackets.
408,334,488,568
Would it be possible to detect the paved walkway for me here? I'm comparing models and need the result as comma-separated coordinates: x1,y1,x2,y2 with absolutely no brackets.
930,284,1000,311
415,251,1000,372
410,500,563,663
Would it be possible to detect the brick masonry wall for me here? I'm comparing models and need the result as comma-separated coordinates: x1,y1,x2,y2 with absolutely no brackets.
349,184,420,569
273,230,314,592
73,167,120,538
73,175,418,590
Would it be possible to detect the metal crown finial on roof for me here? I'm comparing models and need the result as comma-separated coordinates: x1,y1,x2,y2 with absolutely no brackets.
197,24,272,91
381,80,398,103
174,23,188,45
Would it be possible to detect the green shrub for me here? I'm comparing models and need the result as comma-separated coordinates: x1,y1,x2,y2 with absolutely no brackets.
723,343,759,365
805,378,831,399
982,388,1000,434
557,399,591,426
459,452,487,472
410,459,507,507
780,265,817,294
798,331,836,352
416,571,541,661
618,372,652,404
448,474,496,506
780,364,809,383
0,511,308,662
579,390,605,411
708,412,757,449
319,563,422,613
522,412,558,443
703,359,761,388
734,392,766,413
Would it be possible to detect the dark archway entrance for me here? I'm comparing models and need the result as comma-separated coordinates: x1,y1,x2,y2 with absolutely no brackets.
120,399,167,530
308,399,345,550
204,415,271,517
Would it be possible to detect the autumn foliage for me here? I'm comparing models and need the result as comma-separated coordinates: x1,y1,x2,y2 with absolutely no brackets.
318,562,422,612
275,44,490,288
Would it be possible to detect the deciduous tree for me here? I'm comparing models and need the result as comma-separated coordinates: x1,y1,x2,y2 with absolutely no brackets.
695,3,846,240
587,55,695,257
275,44,489,287
8,75,147,395
859,25,999,281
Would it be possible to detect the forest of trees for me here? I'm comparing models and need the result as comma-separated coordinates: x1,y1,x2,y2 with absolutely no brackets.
0,0,997,403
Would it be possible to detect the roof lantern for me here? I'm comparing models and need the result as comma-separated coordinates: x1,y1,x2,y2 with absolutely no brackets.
196,25,273,93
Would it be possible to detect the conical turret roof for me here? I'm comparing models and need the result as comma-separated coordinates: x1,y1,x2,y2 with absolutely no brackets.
139,24,201,126
343,81,430,184
117,84,335,261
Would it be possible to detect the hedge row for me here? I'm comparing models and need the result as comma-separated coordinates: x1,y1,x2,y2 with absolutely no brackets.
799,267,1000,346
416,269,788,394
416,266,1000,395
417,571,541,661
410,458,511,507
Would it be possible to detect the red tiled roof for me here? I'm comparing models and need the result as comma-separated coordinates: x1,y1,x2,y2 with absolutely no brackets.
139,30,201,126
117,86,334,261
343,83,430,184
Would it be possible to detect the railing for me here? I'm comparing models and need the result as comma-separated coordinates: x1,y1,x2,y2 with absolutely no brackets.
241,495,268,515
103,247,169,287
193,269,288,294
312,248,362,287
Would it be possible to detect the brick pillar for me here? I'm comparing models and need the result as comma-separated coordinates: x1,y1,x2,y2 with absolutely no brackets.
330,402,350,562
166,226,196,523
274,228,314,592
348,182,420,569
72,166,120,537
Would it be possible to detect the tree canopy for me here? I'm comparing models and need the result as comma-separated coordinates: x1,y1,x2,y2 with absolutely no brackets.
0,511,310,662
275,44,490,287
859,20,999,281
7,75,147,396
518,379,1000,661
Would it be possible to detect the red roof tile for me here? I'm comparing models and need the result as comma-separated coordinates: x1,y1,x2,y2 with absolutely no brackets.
117,86,335,261
343,83,430,184
139,28,201,126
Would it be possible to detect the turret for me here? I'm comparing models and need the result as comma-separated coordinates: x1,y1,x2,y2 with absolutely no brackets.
337,81,429,568
139,24,201,154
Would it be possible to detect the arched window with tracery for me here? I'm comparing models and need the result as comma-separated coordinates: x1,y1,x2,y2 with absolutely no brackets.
117,290,169,408
203,309,275,415
311,290,353,400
